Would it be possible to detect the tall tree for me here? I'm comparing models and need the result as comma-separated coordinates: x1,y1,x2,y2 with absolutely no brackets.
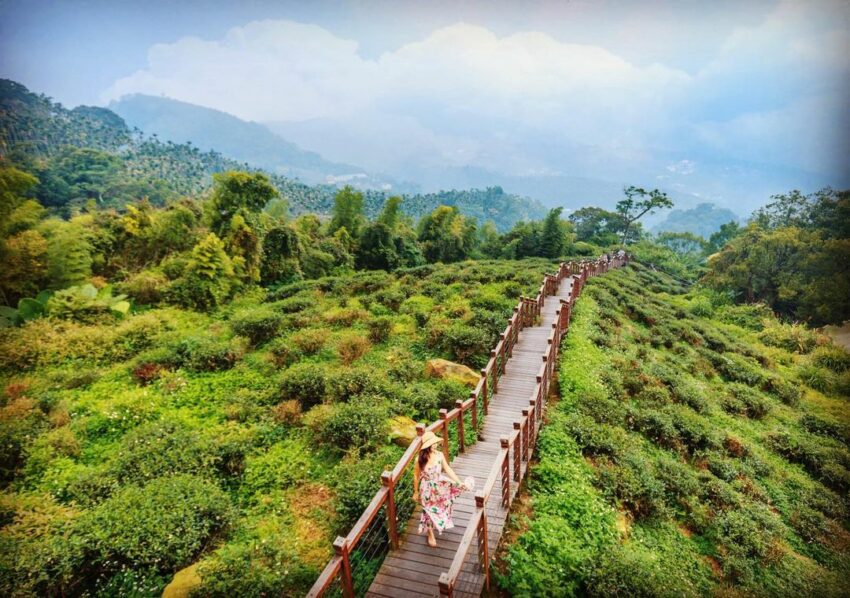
328,185,365,239
540,207,568,258
568,206,624,245
615,186,673,245
207,171,279,235
417,205,477,263
377,195,402,230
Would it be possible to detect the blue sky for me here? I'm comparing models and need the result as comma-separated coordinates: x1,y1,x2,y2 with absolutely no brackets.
2,0,848,211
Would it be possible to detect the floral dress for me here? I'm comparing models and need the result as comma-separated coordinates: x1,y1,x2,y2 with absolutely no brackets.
417,454,473,535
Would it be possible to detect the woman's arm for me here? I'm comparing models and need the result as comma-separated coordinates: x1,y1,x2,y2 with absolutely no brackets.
440,455,461,484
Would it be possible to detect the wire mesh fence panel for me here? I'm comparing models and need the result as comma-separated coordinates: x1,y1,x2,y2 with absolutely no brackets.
350,504,391,597
320,574,344,598
394,465,416,536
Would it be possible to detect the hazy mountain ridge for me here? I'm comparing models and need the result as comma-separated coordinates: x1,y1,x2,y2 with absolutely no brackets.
109,94,405,190
0,79,546,230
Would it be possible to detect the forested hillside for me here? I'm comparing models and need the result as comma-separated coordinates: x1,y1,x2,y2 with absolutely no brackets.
1,79,545,230
499,263,850,596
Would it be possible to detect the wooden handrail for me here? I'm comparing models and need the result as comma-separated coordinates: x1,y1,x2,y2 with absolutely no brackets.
307,258,630,597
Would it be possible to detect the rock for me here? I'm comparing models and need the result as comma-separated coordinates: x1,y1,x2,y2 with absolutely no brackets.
162,563,202,598
388,415,418,447
425,358,480,388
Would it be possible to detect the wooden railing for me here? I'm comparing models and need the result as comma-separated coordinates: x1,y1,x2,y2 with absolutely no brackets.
306,255,629,598
436,254,629,597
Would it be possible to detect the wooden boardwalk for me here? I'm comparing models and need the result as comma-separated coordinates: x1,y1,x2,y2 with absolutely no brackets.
366,275,577,598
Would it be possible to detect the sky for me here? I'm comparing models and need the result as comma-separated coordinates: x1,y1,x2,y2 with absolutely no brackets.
1,0,849,212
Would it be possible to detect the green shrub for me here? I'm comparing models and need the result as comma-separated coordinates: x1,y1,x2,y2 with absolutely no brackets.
595,453,665,518
0,494,86,596
240,437,313,500
168,335,247,372
317,397,389,451
290,328,326,354
758,323,821,354
367,316,392,344
0,397,48,483
268,294,315,314
278,363,328,408
716,303,772,331
109,421,218,484
330,446,402,531
763,375,802,406
810,345,850,373
327,366,390,403
229,307,283,345
265,338,303,368
118,270,169,305
710,503,785,584
722,384,772,419
435,322,489,365
79,474,232,570
399,295,434,326
688,295,714,317
797,364,837,393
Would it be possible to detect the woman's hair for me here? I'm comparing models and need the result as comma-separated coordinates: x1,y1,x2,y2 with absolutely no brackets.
418,444,432,471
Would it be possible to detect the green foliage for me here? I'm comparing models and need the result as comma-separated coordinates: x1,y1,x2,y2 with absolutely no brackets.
169,233,239,311
46,283,130,322
328,185,365,239
417,205,477,263
229,306,283,346
80,474,232,569
278,362,329,408
316,397,389,451
502,264,850,597
207,171,279,235
615,186,674,245
706,190,850,326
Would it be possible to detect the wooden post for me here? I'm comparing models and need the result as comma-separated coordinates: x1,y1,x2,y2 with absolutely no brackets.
499,333,507,372
501,438,510,508
439,409,450,462
522,412,530,463
490,351,499,392
455,400,465,453
438,573,453,597
513,431,521,482
477,493,490,590
480,368,489,414
469,390,478,433
381,471,399,550
334,536,355,598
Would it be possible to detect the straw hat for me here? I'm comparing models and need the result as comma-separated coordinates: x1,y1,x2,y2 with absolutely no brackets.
419,431,443,450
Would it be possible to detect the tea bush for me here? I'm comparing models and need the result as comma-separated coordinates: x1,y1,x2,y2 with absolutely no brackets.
79,474,233,569
278,363,329,409
229,306,283,346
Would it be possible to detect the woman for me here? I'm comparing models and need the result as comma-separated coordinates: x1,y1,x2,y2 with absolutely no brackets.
413,431,473,547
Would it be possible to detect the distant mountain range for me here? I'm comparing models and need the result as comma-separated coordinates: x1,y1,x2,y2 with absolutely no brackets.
0,79,546,231
109,94,409,191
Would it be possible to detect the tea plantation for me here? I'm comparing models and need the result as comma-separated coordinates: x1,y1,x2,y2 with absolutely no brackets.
499,263,850,596
0,259,561,596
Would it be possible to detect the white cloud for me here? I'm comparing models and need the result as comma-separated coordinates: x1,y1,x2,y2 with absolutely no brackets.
103,2,850,196
105,20,689,141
